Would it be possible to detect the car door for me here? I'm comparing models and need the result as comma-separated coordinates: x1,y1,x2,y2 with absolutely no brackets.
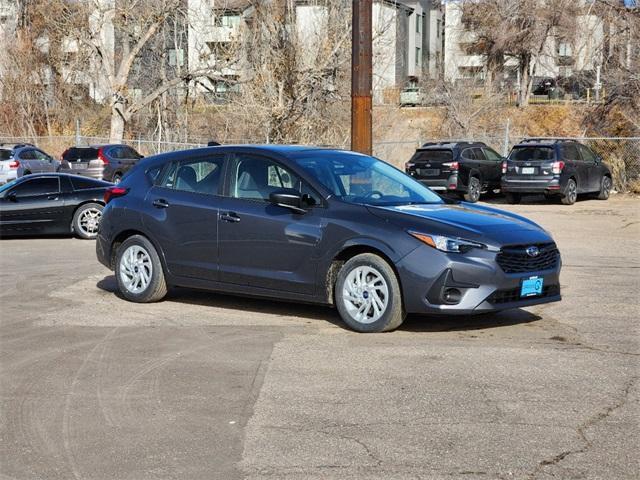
482,147,504,186
31,149,55,173
143,154,225,281
560,143,587,191
0,176,66,234
576,144,600,192
217,153,324,295
17,149,35,174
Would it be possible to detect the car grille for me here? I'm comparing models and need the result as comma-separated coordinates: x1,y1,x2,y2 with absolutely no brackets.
496,243,559,273
488,284,560,304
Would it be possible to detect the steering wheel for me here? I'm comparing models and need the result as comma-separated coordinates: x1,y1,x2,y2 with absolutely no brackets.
363,190,384,200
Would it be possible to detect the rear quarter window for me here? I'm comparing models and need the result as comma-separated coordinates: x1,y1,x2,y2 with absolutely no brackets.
70,176,108,190
509,147,555,161
0,150,12,160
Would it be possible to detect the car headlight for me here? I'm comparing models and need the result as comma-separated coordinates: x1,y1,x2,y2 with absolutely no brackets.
408,231,489,253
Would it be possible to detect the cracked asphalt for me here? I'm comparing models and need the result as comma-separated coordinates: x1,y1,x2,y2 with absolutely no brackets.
1,194,638,479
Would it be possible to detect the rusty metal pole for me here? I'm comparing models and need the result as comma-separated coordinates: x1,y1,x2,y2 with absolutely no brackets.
351,0,373,155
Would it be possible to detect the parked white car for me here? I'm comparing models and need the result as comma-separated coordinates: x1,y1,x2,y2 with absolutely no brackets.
0,143,60,184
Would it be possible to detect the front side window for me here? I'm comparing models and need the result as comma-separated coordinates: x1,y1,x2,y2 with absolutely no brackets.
577,144,596,163
10,177,59,197
32,150,50,161
230,155,317,203
160,156,224,195
293,151,443,206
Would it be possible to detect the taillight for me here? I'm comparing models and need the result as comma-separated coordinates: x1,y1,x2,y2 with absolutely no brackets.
104,186,128,203
443,161,459,171
552,161,565,174
61,149,69,161
98,148,108,165
405,162,415,170
8,160,19,169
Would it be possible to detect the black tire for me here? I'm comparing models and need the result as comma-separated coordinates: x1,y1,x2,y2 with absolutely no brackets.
114,235,167,303
505,192,521,204
72,202,103,239
335,253,405,333
561,178,577,205
112,173,122,184
463,177,481,203
596,175,612,200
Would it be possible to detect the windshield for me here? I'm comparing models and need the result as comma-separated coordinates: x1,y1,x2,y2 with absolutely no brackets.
509,146,555,161
293,150,443,206
0,178,18,194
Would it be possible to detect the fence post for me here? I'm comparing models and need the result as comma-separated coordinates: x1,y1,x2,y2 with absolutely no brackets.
75,119,81,147
503,118,511,156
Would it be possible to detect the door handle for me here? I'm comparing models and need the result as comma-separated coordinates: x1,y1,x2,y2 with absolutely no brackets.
152,198,170,209
220,212,240,223
47,195,58,200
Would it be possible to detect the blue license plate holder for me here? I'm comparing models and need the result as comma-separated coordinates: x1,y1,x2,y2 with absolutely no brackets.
520,276,544,297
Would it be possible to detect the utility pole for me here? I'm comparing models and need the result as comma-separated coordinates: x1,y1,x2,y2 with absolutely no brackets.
351,0,373,155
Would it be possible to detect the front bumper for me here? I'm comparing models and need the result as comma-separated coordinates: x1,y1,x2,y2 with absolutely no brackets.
396,244,561,315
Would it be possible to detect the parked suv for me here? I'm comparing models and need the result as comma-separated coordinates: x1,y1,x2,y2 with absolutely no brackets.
501,139,612,205
58,144,143,184
0,143,59,184
405,141,504,202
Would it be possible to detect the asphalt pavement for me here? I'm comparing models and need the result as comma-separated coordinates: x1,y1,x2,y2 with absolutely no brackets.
1,194,638,479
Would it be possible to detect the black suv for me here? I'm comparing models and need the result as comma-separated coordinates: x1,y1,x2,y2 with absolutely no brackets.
58,144,143,184
405,141,504,202
501,139,612,205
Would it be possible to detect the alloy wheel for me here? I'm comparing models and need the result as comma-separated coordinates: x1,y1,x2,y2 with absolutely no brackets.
119,245,153,294
567,180,577,203
342,266,389,324
78,207,102,236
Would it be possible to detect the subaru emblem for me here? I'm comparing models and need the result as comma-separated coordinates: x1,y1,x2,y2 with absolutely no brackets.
526,246,540,257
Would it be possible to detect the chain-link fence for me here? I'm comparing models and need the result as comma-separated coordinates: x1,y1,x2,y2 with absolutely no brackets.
1,134,639,192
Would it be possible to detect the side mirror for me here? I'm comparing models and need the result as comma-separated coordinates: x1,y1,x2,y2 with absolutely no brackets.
7,192,17,202
269,189,307,214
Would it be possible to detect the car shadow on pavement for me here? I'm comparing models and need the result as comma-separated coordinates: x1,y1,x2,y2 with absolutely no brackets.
97,275,542,333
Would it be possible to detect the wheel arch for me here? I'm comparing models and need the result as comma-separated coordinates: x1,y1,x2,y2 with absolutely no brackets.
109,229,167,273
324,242,403,306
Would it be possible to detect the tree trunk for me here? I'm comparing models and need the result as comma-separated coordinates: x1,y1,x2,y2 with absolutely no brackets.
109,102,126,143
517,54,531,107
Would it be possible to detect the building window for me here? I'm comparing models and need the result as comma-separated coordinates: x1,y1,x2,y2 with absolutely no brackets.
557,42,572,57
436,19,441,38
416,47,421,67
214,14,240,28
416,14,420,33
169,49,184,67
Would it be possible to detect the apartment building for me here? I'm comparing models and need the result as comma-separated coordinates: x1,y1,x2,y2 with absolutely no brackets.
442,0,604,84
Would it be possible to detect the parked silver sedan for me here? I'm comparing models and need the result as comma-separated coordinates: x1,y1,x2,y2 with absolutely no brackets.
0,143,60,184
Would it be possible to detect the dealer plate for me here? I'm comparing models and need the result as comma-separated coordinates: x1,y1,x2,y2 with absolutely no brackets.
521,276,543,297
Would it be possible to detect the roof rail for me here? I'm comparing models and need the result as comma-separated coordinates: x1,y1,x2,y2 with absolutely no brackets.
520,137,576,144
421,139,481,147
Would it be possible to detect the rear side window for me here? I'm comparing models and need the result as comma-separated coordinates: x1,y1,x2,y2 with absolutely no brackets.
160,156,225,195
19,150,35,160
10,177,60,196
560,144,580,161
412,149,453,162
0,150,12,160
577,144,596,162
509,147,555,161
70,176,106,190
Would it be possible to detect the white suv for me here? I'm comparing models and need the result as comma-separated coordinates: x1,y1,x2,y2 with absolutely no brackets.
0,143,60,184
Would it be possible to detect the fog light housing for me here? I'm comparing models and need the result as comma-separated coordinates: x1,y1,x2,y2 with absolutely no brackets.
443,288,462,304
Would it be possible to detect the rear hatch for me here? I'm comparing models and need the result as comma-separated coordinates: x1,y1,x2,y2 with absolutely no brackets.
406,149,455,181
0,149,14,173
506,146,557,181
61,147,101,171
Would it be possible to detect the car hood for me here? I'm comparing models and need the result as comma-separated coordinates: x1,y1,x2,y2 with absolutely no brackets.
367,201,553,247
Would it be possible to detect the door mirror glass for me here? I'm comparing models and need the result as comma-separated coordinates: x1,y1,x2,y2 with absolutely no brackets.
7,192,17,202
269,188,306,213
